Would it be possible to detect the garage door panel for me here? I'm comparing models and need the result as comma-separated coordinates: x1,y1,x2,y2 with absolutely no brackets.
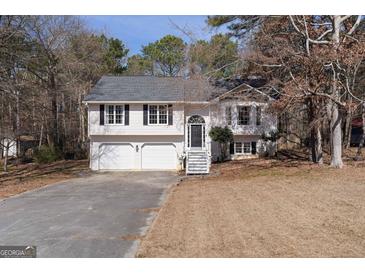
142,144,176,170
99,143,134,170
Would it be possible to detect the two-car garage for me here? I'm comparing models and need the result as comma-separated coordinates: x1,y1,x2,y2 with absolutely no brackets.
96,141,179,170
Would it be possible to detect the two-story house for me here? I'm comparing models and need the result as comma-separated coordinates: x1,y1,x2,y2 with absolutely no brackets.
84,76,277,174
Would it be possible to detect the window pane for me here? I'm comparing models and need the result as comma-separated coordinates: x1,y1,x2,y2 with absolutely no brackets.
238,106,250,125
159,105,167,124
235,142,242,154
243,142,251,153
256,106,261,126
107,105,114,114
149,105,158,124
115,105,123,124
107,105,114,124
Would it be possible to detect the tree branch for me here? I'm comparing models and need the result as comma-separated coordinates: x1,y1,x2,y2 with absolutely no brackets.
347,15,362,35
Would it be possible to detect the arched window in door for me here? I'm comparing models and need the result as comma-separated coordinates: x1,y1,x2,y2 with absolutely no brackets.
188,115,205,124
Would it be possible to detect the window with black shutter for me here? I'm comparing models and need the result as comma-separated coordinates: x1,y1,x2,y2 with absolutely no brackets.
168,104,173,125
99,104,105,125
143,104,148,125
124,104,129,125
229,142,234,154
252,142,257,154
226,106,232,125
256,107,261,126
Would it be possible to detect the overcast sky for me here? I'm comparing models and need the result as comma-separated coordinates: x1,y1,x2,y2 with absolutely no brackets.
83,15,225,55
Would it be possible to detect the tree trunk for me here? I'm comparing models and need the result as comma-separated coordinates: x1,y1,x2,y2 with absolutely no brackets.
48,70,58,149
61,92,66,153
330,102,344,168
329,16,344,168
47,133,53,148
308,99,317,162
315,125,323,164
79,92,85,146
355,103,365,160
343,96,353,149
3,143,9,172
310,127,316,162
39,123,43,149
15,89,20,161
344,112,352,149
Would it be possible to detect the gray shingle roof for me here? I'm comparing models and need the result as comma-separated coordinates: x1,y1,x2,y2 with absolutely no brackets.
83,76,225,102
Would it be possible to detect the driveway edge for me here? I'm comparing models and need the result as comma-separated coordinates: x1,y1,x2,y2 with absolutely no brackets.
134,176,180,258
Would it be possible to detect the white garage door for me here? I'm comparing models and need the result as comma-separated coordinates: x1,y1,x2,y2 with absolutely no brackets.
99,143,134,170
141,144,177,170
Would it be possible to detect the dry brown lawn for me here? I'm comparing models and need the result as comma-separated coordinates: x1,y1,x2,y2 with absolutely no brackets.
0,159,89,199
137,156,365,257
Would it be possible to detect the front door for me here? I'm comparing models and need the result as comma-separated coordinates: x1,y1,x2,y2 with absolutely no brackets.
190,124,203,148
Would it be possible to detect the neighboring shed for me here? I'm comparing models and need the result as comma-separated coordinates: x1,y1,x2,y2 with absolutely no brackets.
0,135,38,159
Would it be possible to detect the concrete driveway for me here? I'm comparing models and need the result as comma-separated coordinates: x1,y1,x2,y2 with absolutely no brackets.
0,171,177,257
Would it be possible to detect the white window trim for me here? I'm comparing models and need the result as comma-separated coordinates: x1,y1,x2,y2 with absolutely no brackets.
234,142,243,154
234,142,252,155
105,104,124,125
148,104,168,125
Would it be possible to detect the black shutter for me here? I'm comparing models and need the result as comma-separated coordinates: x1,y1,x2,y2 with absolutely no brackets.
99,104,104,125
168,104,173,125
124,104,129,125
229,142,235,154
143,104,148,125
252,141,257,154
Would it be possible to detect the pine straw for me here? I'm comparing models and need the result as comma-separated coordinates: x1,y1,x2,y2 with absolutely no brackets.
137,156,365,257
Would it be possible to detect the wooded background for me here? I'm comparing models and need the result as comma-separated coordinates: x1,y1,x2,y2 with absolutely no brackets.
0,15,364,171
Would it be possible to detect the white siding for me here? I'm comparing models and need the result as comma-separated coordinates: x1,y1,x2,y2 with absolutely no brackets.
210,100,277,135
209,100,277,161
88,103,184,136
86,98,278,170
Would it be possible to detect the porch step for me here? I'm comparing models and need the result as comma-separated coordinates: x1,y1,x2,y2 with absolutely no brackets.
186,150,209,175
187,159,207,162
188,157,207,161
188,164,207,168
